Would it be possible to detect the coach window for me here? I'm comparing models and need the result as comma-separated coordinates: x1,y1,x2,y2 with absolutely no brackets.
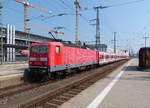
100,55,104,59
102,55,104,59
56,46,60,54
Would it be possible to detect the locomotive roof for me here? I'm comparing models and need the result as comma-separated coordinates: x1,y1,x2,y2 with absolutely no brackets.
140,47,150,49
31,41,94,50
139,47,150,50
139,47,150,52
62,41,88,49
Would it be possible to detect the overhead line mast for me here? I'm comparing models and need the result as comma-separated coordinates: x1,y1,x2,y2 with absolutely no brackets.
112,32,117,54
143,36,149,48
93,6,108,51
90,0,144,50
73,0,81,45
15,0,52,32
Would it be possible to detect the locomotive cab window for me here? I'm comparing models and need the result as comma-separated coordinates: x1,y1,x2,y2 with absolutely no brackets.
56,46,60,54
30,44,48,54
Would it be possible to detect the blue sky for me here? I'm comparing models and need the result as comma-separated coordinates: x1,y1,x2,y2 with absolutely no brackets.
2,0,150,53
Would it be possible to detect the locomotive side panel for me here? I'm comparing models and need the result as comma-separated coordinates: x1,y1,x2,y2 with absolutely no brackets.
62,46,98,69
48,43,98,72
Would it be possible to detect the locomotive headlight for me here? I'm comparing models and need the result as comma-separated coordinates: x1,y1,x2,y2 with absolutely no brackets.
29,61,32,65
43,61,47,65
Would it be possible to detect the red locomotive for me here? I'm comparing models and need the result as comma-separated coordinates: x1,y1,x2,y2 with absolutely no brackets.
26,41,129,81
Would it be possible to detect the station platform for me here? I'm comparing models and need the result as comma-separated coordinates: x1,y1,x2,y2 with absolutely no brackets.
0,63,28,88
0,62,28,76
60,59,150,108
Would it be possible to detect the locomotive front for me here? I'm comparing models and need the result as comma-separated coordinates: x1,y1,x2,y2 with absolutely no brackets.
28,43,50,81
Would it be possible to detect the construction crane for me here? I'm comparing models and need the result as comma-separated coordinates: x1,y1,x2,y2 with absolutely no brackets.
15,0,52,32
73,0,81,45
32,24,64,39
73,0,81,8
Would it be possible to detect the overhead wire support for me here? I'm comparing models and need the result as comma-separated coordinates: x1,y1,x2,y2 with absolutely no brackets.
95,7,100,50
143,36,149,48
112,32,117,54
93,6,108,51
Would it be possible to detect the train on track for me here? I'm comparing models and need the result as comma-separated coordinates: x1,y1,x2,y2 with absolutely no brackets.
25,41,129,82
139,47,150,68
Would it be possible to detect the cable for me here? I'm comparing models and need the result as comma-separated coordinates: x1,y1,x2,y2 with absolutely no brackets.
57,0,95,31
4,6,44,21
2,0,11,3
108,0,145,8
80,15,95,31
45,0,60,12
4,6,23,15
58,0,74,11
82,0,145,11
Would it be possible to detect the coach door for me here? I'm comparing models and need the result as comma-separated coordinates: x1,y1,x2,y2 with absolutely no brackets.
55,45,62,65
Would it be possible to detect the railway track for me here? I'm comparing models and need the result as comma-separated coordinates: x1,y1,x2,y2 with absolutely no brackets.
0,68,88,99
0,64,98,99
0,79,57,99
17,60,128,108
0,83,29,97
0,66,97,99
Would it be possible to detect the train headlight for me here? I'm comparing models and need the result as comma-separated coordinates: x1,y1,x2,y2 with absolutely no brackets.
43,61,47,65
29,61,32,65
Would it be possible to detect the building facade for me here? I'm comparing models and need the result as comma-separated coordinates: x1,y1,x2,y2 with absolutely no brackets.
0,25,109,63
0,25,54,62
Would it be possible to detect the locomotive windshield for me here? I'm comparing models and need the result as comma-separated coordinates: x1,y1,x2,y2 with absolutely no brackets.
30,44,48,54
